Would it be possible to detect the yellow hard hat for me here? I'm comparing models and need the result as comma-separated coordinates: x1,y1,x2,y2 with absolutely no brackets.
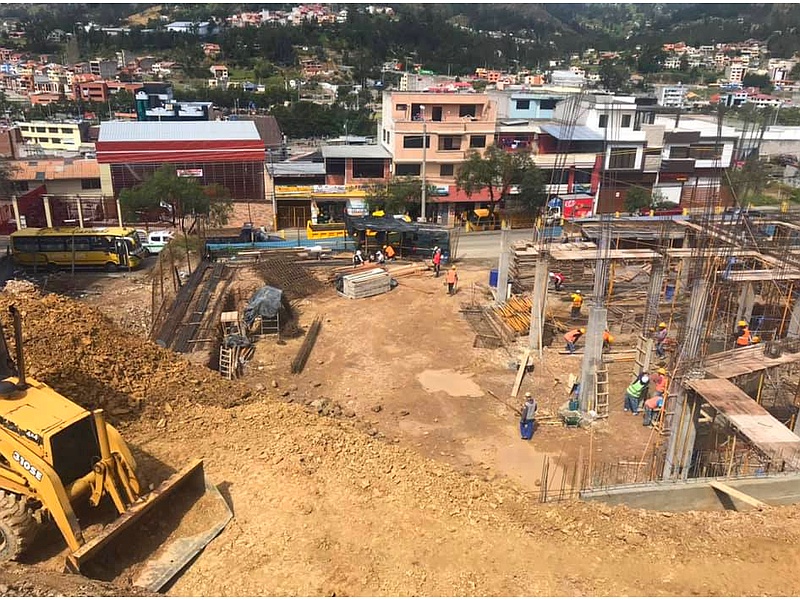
738,320,747,327
658,322,667,328
580,327,586,334
752,336,761,343
658,367,667,375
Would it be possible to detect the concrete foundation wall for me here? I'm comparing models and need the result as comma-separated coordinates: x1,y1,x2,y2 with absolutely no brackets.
581,473,800,512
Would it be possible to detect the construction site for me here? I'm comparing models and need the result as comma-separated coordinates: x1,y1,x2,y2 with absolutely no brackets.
0,200,799,596
3,101,800,595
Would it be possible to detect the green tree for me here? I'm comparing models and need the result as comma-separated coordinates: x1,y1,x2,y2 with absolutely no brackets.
457,146,545,214
366,177,427,215
726,158,769,204
624,186,652,213
119,165,232,231
599,58,631,92
741,72,772,92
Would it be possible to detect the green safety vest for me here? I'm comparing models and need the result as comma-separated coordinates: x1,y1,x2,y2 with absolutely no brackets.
626,380,647,398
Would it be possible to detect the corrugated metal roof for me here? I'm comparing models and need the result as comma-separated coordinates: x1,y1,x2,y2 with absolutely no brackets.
540,124,605,141
98,120,261,142
10,158,99,181
271,162,326,176
321,145,391,159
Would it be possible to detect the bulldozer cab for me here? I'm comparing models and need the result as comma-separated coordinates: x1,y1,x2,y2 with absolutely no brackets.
0,307,231,591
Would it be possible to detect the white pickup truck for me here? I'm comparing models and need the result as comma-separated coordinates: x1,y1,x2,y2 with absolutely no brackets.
135,230,174,255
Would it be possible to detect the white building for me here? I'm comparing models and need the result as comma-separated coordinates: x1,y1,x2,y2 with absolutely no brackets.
655,84,688,108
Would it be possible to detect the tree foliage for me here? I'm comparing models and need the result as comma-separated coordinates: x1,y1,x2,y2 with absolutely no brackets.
598,59,631,92
119,165,232,229
456,146,546,215
726,158,770,205
365,177,427,216
623,186,651,214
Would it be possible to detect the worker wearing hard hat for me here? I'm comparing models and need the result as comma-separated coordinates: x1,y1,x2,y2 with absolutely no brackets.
651,367,669,395
549,271,565,291
735,319,753,347
570,290,584,318
564,327,586,354
446,265,459,295
654,321,668,358
624,372,650,415
602,330,614,351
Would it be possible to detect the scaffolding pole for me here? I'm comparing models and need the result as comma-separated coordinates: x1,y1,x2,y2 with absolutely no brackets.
529,255,549,356
496,229,510,304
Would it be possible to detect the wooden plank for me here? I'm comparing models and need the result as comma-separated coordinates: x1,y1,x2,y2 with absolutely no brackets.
709,481,767,510
510,348,531,398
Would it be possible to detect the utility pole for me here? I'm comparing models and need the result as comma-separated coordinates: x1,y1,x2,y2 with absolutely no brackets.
419,104,427,222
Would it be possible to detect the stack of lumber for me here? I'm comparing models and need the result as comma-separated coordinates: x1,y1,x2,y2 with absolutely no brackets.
326,263,378,283
509,241,598,293
493,294,533,334
386,263,430,278
509,245,540,292
340,268,392,299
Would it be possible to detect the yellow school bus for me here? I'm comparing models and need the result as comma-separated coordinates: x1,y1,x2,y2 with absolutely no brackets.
10,227,148,271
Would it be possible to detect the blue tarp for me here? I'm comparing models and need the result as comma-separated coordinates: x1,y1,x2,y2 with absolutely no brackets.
243,286,283,327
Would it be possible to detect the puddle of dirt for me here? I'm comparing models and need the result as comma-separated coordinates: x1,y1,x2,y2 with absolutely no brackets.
417,369,484,397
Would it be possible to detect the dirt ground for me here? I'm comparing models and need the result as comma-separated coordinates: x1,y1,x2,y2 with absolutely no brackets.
3,257,800,596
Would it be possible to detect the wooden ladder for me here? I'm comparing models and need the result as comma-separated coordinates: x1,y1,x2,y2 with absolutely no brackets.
219,346,235,380
653,392,678,435
594,364,609,418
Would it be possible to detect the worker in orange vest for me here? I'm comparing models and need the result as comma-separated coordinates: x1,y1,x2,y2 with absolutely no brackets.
564,327,586,354
651,367,669,395
384,244,396,261
446,265,458,295
735,320,752,347
602,330,614,351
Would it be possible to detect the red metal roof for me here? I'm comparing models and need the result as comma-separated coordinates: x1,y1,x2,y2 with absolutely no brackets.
430,185,494,204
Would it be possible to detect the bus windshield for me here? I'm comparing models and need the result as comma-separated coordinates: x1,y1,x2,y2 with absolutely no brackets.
124,236,145,256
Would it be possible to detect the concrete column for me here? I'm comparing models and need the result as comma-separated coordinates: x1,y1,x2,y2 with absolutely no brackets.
42,195,53,228
528,256,549,355
642,257,666,334
663,276,710,481
496,229,510,304
579,306,608,413
736,282,756,325
11,195,20,230
75,195,84,228
115,197,123,228
787,296,800,339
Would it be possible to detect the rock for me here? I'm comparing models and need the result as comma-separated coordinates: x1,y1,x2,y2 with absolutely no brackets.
367,428,378,437
280,391,290,397
372,404,383,413
344,408,356,418
312,382,322,388
360,479,371,490
399,410,410,417
271,380,279,388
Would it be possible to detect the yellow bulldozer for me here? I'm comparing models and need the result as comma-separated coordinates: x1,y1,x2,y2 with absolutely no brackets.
0,306,231,591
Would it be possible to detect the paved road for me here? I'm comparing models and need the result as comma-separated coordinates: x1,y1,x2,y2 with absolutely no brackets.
455,229,535,261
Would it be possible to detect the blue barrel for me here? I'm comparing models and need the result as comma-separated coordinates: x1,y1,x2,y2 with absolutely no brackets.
665,284,676,301
489,269,499,288
568,399,579,411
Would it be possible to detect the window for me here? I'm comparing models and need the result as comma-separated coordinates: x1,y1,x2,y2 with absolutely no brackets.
326,158,345,176
18,125,28,131
67,238,91,252
540,98,558,110
395,163,421,176
38,138,48,144
403,135,430,149
469,135,486,148
35,127,45,133
669,146,690,159
459,104,476,118
12,238,38,253
621,114,632,128
39,237,67,252
89,236,112,252
515,99,530,110
440,164,454,177
10,181,28,192
352,159,384,179
61,128,72,134
689,144,723,160
51,138,61,145
608,147,636,170
573,169,591,184
81,178,101,190
396,103,407,111
431,106,442,122
598,114,608,128
48,127,58,133
438,135,461,151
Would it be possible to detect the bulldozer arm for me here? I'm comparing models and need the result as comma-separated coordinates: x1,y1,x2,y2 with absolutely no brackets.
68,459,233,593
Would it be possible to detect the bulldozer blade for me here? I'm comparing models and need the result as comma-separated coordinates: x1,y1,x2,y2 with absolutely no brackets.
69,459,232,592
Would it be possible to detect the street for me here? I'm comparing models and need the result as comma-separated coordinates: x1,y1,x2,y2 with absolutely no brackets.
456,228,540,260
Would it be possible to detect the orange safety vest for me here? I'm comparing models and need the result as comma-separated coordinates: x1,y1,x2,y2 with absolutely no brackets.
736,327,752,346
603,331,614,344
446,269,458,284
564,329,583,343
385,245,396,258
653,373,668,394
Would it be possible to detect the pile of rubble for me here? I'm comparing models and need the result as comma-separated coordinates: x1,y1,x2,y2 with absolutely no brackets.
0,290,262,423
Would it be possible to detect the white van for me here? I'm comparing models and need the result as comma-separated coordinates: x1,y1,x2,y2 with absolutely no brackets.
136,230,174,255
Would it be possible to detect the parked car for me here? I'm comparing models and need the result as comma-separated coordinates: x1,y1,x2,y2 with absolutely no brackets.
136,230,174,255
